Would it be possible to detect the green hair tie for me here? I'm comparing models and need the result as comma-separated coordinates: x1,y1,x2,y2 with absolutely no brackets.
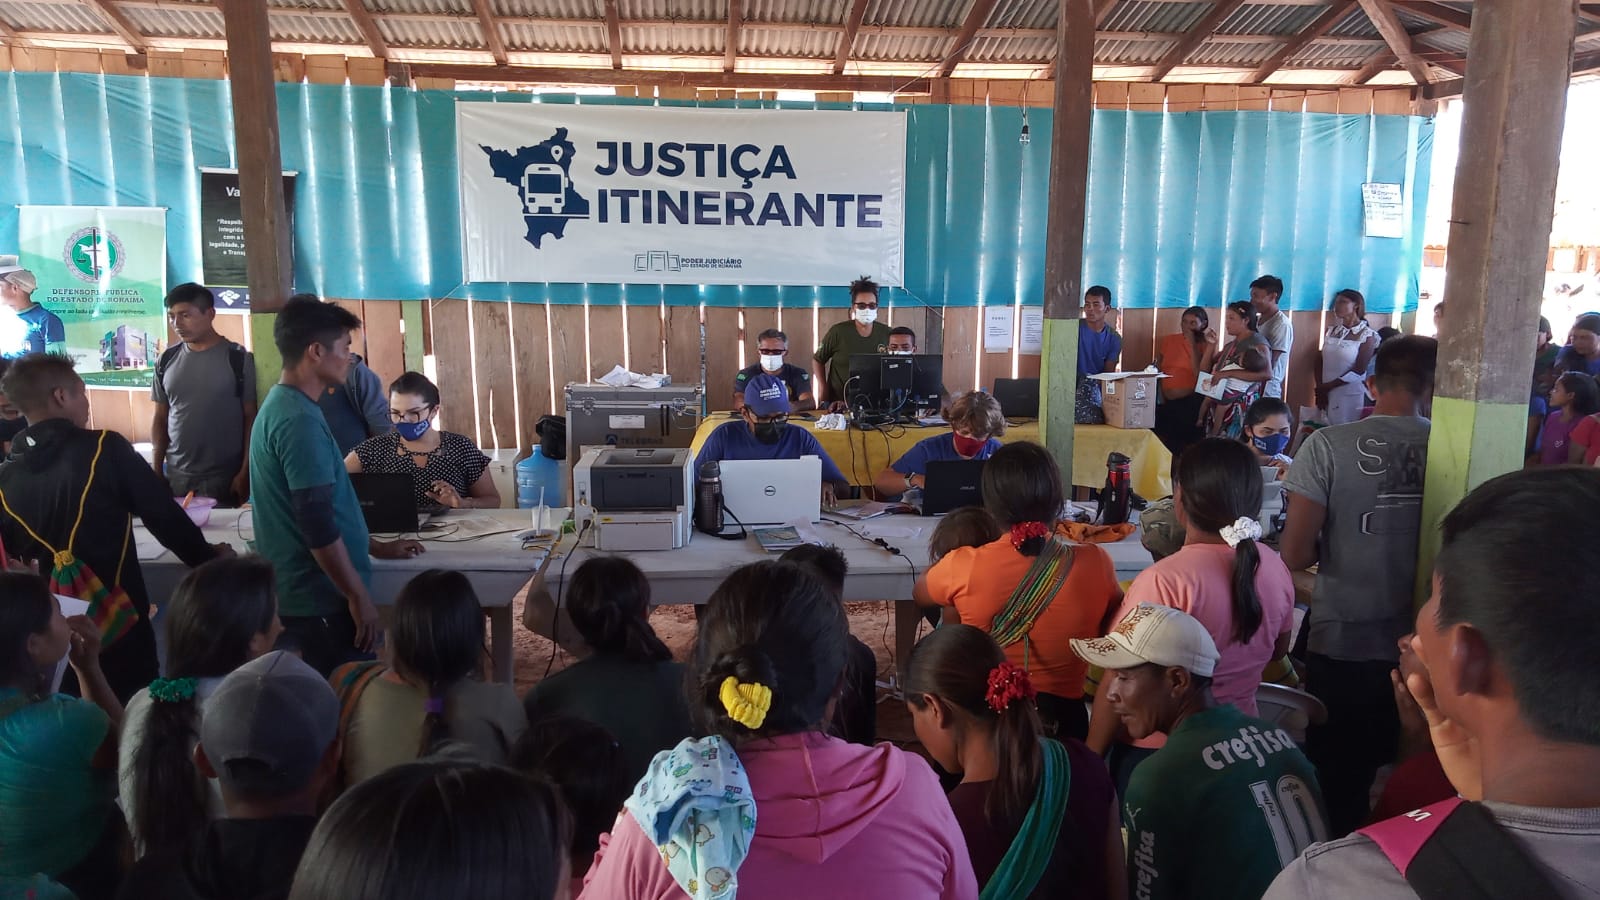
148,677,198,704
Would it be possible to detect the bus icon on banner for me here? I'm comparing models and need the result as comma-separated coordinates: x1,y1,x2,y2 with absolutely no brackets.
522,163,569,215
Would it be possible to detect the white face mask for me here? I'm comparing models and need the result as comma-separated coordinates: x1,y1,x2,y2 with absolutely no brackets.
759,353,784,372
854,307,878,325
889,349,912,356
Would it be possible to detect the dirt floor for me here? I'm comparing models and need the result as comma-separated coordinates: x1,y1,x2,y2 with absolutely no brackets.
509,593,925,746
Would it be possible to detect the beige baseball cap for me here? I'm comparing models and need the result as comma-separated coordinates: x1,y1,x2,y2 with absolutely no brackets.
0,256,37,292
1070,603,1220,677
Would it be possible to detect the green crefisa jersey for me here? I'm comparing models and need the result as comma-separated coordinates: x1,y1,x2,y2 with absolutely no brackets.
1124,705,1329,900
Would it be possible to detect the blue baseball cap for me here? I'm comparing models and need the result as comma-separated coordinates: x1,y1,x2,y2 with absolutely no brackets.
743,373,791,417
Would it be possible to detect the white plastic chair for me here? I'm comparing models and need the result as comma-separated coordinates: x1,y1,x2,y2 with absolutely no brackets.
1254,683,1328,746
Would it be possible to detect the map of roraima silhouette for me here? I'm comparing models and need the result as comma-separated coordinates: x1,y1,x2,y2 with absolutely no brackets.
482,127,591,249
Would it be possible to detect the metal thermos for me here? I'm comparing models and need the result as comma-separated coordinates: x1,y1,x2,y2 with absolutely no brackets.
695,460,724,535
1099,452,1132,526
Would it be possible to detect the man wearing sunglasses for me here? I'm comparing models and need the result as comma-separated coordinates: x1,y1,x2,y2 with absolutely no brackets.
814,276,892,403
733,328,816,413
696,373,850,507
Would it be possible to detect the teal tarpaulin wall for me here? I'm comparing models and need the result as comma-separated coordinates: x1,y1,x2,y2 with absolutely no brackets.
0,72,1432,313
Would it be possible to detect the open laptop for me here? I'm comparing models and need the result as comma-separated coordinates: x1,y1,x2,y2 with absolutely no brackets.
718,457,823,526
920,459,986,516
350,472,444,534
993,378,1040,419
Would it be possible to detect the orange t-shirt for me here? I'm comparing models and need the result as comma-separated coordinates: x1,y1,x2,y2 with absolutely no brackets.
1156,333,1199,394
922,530,1123,699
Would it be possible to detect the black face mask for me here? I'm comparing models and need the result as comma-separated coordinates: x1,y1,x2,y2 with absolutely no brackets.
753,421,786,444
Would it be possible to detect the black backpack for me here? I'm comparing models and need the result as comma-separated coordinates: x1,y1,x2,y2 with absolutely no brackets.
155,341,249,399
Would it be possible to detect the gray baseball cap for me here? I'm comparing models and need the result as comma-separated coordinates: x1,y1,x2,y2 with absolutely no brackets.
200,650,339,795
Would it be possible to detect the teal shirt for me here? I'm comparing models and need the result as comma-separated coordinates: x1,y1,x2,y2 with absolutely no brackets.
249,383,372,617
0,690,115,878
1124,705,1329,900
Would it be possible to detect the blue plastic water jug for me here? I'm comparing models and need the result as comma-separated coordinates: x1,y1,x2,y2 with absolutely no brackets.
516,448,564,508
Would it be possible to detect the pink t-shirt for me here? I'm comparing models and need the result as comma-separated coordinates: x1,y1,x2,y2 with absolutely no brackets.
1113,542,1296,748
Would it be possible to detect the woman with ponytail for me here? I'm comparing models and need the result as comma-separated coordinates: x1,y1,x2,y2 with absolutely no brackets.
914,441,1123,740
583,560,978,899
120,556,281,860
1086,438,1295,796
332,570,526,785
907,625,1123,900
523,556,691,784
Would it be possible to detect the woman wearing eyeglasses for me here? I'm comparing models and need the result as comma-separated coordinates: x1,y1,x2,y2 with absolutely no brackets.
344,372,499,510
813,275,893,403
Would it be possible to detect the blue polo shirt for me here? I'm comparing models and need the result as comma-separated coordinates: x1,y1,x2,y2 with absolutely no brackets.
1077,321,1122,378
11,304,65,356
890,432,1002,476
695,421,848,484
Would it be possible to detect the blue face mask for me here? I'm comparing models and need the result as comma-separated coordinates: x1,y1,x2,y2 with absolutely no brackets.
397,420,431,441
1251,433,1291,457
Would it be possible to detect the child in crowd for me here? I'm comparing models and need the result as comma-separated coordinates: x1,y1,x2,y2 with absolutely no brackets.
289,759,570,900
0,573,123,900
523,557,691,783
1088,439,1298,799
120,557,282,860
511,716,631,899
907,624,1123,899
331,570,526,785
1538,372,1600,465
923,506,1004,629
582,560,978,898
779,543,879,745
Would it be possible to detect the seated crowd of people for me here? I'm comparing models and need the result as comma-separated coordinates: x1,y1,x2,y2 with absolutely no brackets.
4,275,1599,900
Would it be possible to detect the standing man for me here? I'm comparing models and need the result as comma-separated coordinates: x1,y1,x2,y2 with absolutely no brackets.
293,295,391,456
1076,285,1122,424
250,297,422,677
151,283,256,507
0,255,66,357
1278,335,1437,836
1251,275,1293,400
733,328,815,412
814,276,892,403
0,353,231,701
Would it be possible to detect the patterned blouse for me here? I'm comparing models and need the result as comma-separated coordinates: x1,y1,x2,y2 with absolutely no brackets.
352,431,491,507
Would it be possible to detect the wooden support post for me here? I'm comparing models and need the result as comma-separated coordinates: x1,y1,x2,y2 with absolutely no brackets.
1419,0,1575,590
220,0,293,319
1040,0,1093,477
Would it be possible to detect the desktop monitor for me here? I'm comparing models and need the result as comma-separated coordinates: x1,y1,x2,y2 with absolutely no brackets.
846,353,944,416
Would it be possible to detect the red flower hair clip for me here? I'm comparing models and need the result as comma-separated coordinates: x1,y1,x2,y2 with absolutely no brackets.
985,661,1036,714
1009,521,1050,551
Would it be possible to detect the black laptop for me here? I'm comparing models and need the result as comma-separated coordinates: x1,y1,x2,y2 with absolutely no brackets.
350,472,443,534
920,459,986,516
994,378,1040,419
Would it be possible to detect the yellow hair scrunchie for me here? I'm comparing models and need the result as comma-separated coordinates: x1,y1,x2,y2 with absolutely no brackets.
719,676,772,730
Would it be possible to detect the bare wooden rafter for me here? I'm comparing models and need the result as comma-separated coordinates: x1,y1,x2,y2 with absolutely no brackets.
405,62,933,93
1389,1,1471,30
604,0,623,69
724,0,741,73
937,0,1001,77
1148,0,1249,81
470,0,506,66
79,0,147,52
1348,48,1397,83
339,0,387,59
1248,0,1359,82
833,0,869,74
1356,0,1433,83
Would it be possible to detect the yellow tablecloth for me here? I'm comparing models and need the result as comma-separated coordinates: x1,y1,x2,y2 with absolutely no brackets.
690,415,1172,498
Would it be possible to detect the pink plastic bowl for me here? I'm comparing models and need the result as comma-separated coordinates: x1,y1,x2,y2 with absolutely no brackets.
176,495,218,527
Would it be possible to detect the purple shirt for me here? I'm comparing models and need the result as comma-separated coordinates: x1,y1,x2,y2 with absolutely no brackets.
1540,410,1584,466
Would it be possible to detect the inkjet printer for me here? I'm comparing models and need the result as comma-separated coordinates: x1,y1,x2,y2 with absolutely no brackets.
571,446,694,551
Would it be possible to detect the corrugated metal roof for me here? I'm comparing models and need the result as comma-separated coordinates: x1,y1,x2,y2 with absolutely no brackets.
989,0,1054,30
1327,5,1379,37
741,25,838,58
1,0,109,33
966,33,1054,62
125,5,225,38
852,29,948,60
268,0,345,12
378,16,487,48
620,21,722,53
1186,38,1278,67
863,0,967,29
501,19,607,50
744,0,847,25
617,0,726,19
370,0,475,14
1216,3,1322,37
1095,36,1173,65
489,0,596,15
1286,39,1380,68
1413,28,1469,56
1100,1,1212,35
269,11,367,44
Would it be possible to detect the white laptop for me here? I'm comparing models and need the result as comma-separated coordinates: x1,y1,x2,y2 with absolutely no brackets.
718,457,824,526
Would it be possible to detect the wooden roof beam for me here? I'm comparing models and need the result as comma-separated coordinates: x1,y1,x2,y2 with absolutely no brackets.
340,0,387,59
403,63,932,93
1248,0,1358,82
723,0,740,72
79,0,147,52
1357,0,1432,83
1389,1,1470,30
1148,0,1249,81
1426,45,1600,98
603,0,622,69
1047,0,1116,79
470,0,506,66
833,0,868,74
1348,48,1397,83
937,0,1000,77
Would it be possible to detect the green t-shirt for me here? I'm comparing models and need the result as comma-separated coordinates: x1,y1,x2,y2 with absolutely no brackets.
0,690,114,878
1124,705,1329,900
814,320,892,399
249,384,372,617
